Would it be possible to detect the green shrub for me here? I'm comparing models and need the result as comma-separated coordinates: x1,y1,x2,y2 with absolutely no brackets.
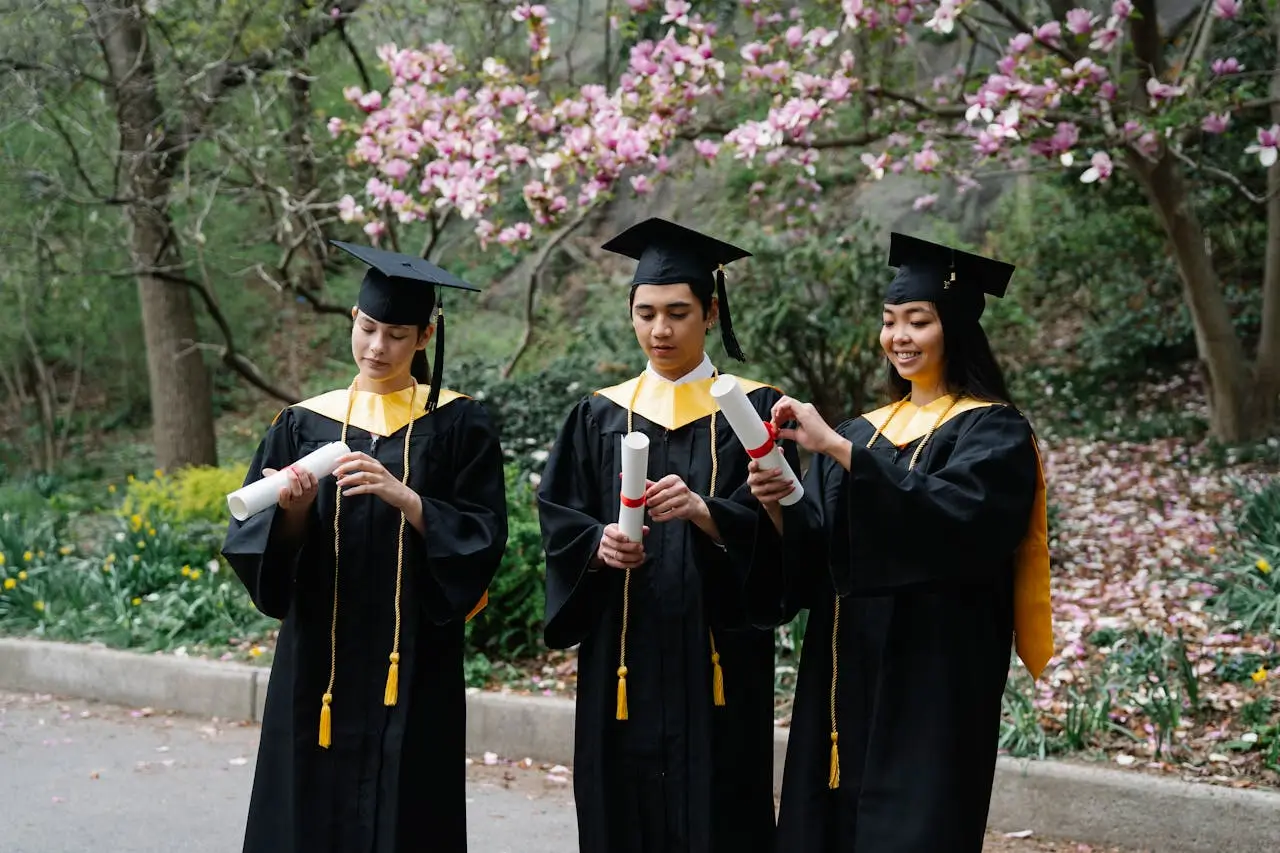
119,465,249,527
466,465,547,661
1205,480,1280,636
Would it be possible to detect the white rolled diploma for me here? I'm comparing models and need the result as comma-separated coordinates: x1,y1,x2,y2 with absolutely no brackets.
710,374,804,507
226,441,352,521
618,431,651,542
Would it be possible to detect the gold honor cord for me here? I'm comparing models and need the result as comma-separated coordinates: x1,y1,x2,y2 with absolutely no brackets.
826,394,959,788
617,370,725,721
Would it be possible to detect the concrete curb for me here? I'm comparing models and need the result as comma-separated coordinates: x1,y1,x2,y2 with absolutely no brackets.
2,638,1278,852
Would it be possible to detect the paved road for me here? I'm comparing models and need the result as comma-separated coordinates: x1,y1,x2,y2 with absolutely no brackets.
0,691,1140,853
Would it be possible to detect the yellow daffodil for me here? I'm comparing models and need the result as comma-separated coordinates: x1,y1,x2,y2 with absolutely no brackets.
18,571,27,581
59,545,73,556
190,569,202,581
181,566,191,577
1252,666,1268,683
23,551,33,562
3,578,15,590
131,597,142,606
1257,558,1272,575
33,601,44,612
0,553,6,565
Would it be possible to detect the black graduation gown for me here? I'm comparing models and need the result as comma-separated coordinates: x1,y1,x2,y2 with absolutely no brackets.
748,403,1039,853
537,378,798,853
221,394,507,853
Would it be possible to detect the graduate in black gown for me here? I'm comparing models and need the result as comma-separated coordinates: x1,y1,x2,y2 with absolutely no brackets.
222,241,508,853
537,218,800,853
744,233,1054,853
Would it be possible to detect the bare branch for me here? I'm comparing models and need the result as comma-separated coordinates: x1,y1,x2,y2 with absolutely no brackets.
1168,146,1276,205
503,203,599,378
171,0,369,164
0,57,111,86
1129,0,1165,81
978,0,1078,64
145,266,302,403
336,22,373,91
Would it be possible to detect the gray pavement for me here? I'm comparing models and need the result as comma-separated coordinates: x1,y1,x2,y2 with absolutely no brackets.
0,690,1155,853
0,691,577,853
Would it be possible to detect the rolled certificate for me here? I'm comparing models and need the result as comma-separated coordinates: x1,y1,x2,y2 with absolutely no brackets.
618,431,650,542
710,375,804,507
226,441,352,521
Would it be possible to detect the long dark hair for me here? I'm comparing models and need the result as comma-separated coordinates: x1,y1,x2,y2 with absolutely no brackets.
885,300,1016,406
410,325,430,384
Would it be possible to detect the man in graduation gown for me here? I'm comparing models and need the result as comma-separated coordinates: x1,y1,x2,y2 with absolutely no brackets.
537,218,801,853
742,233,1055,852
222,241,508,853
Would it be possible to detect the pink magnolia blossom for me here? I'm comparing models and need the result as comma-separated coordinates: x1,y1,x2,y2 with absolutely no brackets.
1245,126,1280,168
1211,0,1240,19
1066,8,1096,35
1211,57,1243,76
1201,113,1231,135
1080,151,1114,183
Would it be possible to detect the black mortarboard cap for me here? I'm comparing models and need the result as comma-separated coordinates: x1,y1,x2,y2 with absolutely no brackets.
330,240,481,412
601,217,752,362
886,233,1015,323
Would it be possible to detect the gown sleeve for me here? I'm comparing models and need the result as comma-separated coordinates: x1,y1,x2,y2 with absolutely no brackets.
410,401,509,625
831,404,1038,594
221,406,307,620
703,387,806,629
733,437,843,626
537,399,613,650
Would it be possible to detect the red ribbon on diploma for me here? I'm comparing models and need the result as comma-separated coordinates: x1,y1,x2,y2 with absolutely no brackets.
620,493,647,509
746,421,780,459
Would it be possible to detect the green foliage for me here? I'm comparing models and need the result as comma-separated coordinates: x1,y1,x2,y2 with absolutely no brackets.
0,503,273,653
465,466,547,661
451,339,639,479
1205,480,1280,636
119,465,250,527
726,218,896,424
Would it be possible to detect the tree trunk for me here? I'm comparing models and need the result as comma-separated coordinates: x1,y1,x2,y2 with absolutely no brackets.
1248,8,1280,436
89,0,217,470
1126,149,1255,441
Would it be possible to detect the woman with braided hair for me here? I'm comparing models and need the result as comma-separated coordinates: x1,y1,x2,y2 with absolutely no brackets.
744,234,1054,853
222,241,508,853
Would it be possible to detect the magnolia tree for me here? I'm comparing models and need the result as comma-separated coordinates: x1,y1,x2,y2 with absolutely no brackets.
331,0,1280,441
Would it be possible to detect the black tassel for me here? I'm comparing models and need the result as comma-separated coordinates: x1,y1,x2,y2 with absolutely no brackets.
716,266,746,362
428,288,444,413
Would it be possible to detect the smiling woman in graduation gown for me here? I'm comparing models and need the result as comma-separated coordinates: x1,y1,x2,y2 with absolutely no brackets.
537,219,800,853
221,242,507,853
743,234,1054,853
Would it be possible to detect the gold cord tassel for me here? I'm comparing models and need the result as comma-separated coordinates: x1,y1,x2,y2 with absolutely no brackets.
383,380,417,707
319,693,333,748
829,731,840,789
616,665,629,720
384,652,400,706
709,629,725,707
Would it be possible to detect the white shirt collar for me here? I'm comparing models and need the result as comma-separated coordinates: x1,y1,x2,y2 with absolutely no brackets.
645,353,715,386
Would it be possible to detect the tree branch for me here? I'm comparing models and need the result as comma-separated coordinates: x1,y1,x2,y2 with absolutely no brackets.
978,0,1078,64
172,0,368,163
1129,0,1165,81
0,57,111,86
336,21,372,91
1168,146,1276,205
503,203,598,379
149,269,301,403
